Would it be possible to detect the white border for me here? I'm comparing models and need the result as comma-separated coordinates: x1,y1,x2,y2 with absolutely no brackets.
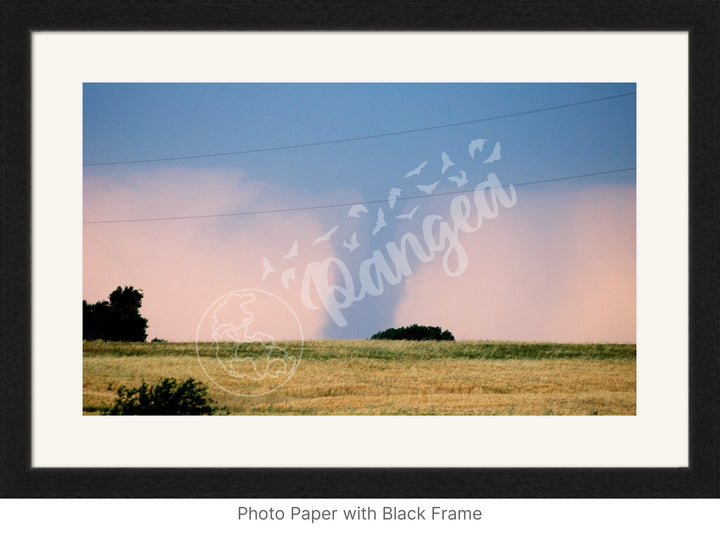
32,32,688,467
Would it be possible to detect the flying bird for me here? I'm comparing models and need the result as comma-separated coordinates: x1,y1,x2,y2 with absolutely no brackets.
372,207,387,235
387,188,402,209
396,205,419,221
282,240,299,259
261,257,275,280
468,138,486,158
441,152,455,174
417,181,439,194
347,204,368,218
483,142,501,164
405,160,428,178
447,170,468,187
280,267,296,290
313,225,339,245
342,232,360,252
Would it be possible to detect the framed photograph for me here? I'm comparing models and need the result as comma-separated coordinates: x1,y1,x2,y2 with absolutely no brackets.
1,1,717,498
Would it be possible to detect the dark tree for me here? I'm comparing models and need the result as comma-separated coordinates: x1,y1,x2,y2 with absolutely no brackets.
83,299,110,340
83,286,148,341
370,324,454,341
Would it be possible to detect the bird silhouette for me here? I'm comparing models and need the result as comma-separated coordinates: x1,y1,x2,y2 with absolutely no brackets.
372,207,387,235
447,170,468,187
388,188,402,209
468,138,486,158
342,231,360,252
262,257,275,280
417,181,439,194
405,161,428,178
280,267,296,289
347,204,368,218
441,152,455,174
396,205,419,221
282,240,299,259
313,225,339,245
483,142,501,164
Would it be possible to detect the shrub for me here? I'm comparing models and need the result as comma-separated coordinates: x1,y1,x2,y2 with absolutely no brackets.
370,324,454,341
106,377,228,415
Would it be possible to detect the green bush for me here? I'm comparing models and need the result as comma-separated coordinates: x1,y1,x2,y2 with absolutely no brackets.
106,377,227,415
370,324,454,341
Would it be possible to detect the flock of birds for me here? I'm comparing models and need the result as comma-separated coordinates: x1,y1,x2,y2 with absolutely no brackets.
261,138,502,289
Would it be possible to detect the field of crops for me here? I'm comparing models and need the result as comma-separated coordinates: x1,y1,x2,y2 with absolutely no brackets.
83,339,636,415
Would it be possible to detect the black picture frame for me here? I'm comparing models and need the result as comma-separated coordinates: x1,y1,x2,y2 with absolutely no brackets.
1,0,717,498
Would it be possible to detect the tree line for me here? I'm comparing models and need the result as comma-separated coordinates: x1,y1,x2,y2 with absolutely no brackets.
370,324,454,341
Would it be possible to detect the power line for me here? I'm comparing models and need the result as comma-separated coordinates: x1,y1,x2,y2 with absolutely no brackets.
83,167,635,224
83,91,636,167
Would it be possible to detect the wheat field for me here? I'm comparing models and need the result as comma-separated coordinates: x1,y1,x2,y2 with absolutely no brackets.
83,339,636,415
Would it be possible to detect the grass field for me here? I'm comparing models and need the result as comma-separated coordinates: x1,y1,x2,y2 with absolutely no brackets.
83,339,636,415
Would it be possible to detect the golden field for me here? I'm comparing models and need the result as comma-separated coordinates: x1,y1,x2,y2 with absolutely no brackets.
83,339,636,415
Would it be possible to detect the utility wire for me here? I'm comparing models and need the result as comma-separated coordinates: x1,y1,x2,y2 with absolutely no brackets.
83,91,636,167
83,167,635,224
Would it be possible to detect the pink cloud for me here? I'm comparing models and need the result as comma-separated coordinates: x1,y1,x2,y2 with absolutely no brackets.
83,169,336,341
392,184,636,342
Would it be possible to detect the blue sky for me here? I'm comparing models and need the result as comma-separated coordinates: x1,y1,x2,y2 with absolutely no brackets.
84,83,636,342
84,83,635,187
